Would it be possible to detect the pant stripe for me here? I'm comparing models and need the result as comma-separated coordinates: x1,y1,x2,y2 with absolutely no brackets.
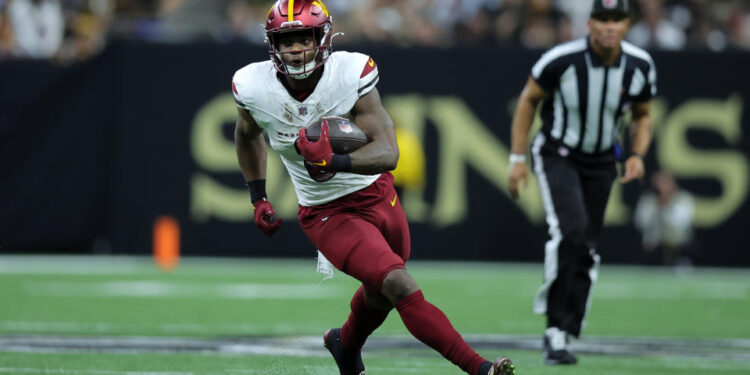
580,249,601,330
531,134,563,315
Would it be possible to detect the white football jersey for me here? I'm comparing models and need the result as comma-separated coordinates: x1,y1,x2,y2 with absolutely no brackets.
232,51,381,207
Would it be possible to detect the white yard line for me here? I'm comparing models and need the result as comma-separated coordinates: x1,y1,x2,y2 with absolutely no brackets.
595,281,750,300
0,369,193,375
658,356,750,371
0,256,149,275
19,277,744,301
23,280,344,300
0,321,317,335
0,256,311,276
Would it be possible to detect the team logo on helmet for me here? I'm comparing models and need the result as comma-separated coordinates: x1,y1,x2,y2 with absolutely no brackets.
603,0,617,9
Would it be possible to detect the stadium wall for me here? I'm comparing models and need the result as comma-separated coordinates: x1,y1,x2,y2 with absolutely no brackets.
1,41,749,266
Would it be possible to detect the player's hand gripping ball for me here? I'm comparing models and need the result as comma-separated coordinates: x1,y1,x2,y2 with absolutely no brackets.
295,116,368,182
304,116,369,153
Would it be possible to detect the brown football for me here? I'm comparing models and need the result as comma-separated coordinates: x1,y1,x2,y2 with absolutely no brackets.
304,116,369,154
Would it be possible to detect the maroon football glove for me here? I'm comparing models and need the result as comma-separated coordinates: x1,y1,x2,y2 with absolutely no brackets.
296,120,335,168
252,198,281,237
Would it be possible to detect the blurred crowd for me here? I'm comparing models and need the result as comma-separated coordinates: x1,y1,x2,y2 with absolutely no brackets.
1,0,750,61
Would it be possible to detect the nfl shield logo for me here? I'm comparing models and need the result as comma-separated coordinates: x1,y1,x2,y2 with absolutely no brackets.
338,121,353,134
298,106,308,116
603,0,617,9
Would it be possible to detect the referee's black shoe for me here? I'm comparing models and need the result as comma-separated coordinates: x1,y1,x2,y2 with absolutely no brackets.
324,328,365,375
543,327,578,365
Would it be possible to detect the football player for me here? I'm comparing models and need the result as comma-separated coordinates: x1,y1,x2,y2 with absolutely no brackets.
232,1,515,374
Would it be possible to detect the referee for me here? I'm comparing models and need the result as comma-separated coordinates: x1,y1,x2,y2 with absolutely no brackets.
507,0,655,365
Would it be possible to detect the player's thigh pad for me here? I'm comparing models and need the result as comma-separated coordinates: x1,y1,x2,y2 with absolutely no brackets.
303,213,405,291
372,191,411,263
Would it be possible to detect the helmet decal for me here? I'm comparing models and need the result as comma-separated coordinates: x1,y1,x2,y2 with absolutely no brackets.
312,1,329,17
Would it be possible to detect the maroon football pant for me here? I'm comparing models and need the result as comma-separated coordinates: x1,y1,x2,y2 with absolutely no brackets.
298,172,410,292
299,173,489,375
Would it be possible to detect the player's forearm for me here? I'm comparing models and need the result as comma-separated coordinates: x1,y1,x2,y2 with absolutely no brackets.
348,140,398,174
235,128,267,181
630,114,652,157
510,96,538,155
348,108,399,174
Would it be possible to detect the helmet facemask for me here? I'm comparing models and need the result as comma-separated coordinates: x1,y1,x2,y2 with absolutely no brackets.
266,22,333,80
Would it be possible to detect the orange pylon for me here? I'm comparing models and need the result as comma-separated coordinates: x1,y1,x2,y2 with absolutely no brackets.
153,216,180,272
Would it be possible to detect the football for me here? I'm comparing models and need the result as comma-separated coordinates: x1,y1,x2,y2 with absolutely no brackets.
305,116,369,154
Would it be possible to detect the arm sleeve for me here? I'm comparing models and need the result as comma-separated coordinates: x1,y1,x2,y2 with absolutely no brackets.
358,56,379,97
232,71,252,110
634,59,657,102
232,81,247,109
530,52,561,92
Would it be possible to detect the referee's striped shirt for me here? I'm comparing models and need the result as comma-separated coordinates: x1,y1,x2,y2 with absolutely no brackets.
531,37,657,154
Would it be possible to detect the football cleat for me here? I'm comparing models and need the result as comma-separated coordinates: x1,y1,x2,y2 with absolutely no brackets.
543,327,577,365
323,328,365,375
489,356,516,375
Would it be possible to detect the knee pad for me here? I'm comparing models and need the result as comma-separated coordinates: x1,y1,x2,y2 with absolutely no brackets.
381,268,417,304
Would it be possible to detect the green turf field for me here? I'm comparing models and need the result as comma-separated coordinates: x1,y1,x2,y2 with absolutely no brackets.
0,256,748,374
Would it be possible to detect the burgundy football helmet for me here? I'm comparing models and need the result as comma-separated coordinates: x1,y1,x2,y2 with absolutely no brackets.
265,0,336,79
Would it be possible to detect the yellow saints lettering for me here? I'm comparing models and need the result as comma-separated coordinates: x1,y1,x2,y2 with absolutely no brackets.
190,92,748,229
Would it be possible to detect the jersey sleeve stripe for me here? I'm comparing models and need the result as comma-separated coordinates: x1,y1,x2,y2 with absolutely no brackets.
358,73,379,95
234,98,248,109
360,69,378,88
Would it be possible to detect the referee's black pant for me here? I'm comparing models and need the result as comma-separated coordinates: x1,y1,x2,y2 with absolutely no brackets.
530,134,617,337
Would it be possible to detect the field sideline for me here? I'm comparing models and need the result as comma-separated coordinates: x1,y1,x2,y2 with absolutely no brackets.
0,255,748,374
